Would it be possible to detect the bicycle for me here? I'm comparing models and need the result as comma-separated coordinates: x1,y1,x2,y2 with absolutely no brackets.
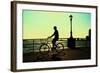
39,38,64,55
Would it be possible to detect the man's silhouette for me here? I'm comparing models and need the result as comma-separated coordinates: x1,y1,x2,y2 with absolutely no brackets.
48,26,59,51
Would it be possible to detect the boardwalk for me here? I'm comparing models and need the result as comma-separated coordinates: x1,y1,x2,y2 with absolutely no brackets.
23,47,91,62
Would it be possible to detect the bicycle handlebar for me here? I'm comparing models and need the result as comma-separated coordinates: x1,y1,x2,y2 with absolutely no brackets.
40,37,51,44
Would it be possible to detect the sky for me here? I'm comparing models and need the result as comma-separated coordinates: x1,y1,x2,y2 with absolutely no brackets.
22,10,91,39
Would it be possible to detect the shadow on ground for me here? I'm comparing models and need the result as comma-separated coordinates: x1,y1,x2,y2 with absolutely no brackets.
23,47,91,62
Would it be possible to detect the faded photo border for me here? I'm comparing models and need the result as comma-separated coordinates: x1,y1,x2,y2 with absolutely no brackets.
11,1,98,72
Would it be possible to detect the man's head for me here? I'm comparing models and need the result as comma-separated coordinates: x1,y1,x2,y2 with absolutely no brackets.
54,26,57,30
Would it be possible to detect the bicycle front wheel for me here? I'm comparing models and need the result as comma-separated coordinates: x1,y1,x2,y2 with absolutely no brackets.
39,44,50,55
56,43,64,53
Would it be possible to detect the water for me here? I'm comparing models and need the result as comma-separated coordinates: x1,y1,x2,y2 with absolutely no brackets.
23,39,90,53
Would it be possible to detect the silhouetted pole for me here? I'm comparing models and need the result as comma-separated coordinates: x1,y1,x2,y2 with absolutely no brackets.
68,15,75,48
69,15,73,38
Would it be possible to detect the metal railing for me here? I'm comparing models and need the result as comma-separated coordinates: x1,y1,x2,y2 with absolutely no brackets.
23,38,90,53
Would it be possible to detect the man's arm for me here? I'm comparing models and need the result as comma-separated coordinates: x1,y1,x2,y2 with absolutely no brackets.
49,32,55,38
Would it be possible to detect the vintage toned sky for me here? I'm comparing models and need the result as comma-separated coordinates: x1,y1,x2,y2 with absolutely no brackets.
22,10,91,39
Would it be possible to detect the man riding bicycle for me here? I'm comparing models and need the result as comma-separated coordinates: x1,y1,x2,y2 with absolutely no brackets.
48,26,59,51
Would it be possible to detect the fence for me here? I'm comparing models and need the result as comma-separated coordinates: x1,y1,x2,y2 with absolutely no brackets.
23,38,90,53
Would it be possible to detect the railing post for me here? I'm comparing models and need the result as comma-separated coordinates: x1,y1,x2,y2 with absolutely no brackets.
33,40,34,53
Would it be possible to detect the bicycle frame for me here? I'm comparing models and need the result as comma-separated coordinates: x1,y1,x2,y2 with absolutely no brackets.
41,38,61,49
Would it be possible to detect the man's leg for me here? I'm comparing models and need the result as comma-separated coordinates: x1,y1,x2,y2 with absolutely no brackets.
52,39,56,51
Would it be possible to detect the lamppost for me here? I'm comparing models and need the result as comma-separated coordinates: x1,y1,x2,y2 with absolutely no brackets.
69,15,73,38
68,14,75,48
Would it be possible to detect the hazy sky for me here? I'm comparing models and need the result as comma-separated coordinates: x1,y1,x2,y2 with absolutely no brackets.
22,10,91,39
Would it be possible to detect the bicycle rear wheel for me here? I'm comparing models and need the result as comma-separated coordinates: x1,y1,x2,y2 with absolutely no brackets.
56,43,64,53
39,44,50,55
